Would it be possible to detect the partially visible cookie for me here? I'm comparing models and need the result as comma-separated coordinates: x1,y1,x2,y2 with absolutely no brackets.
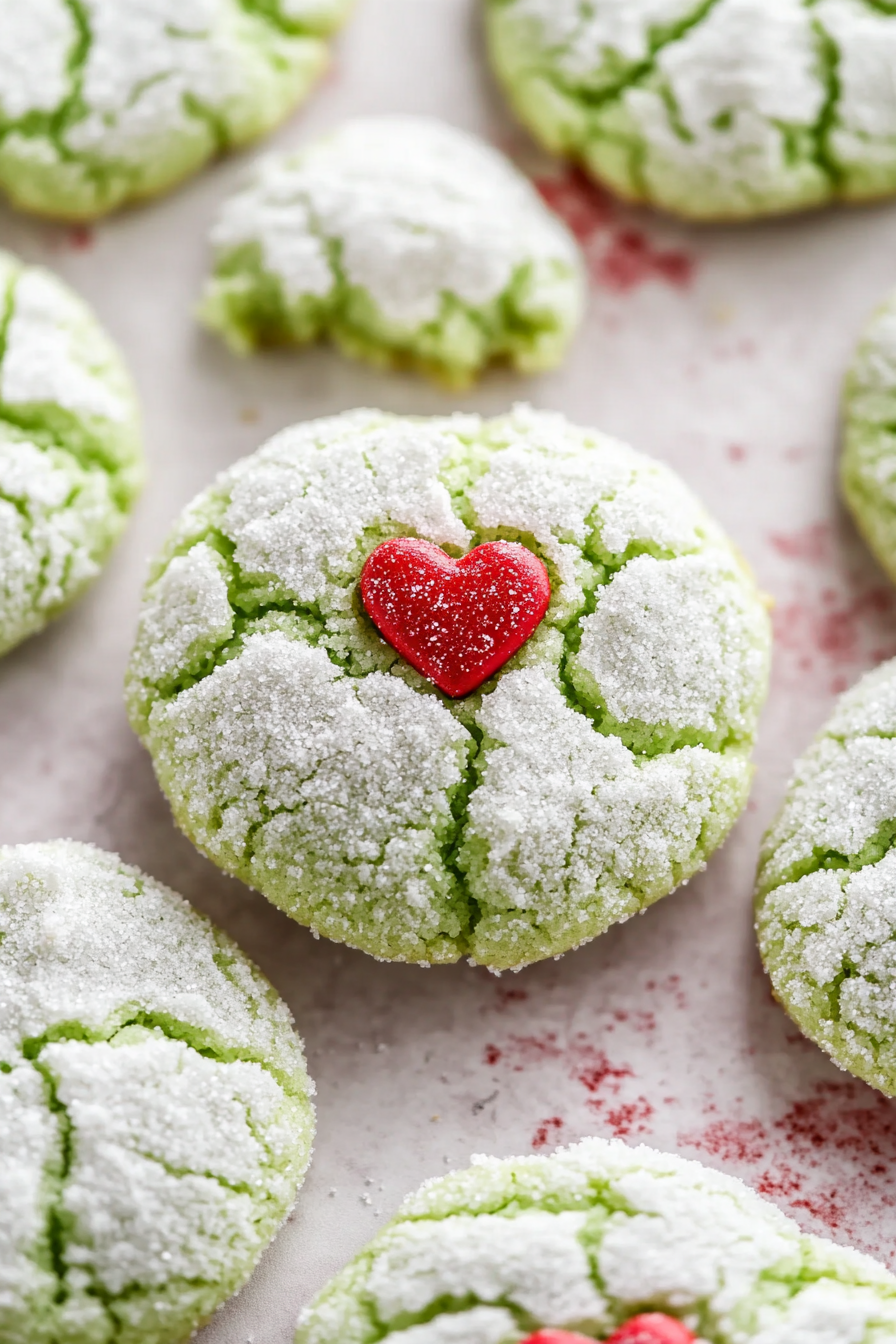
756,659,896,1095
295,1137,896,1344
842,288,896,585
0,250,143,657
0,0,352,220
485,0,896,221
199,116,585,387
0,839,316,1344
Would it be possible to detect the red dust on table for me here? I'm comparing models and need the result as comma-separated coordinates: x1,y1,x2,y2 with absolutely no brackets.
532,1115,565,1149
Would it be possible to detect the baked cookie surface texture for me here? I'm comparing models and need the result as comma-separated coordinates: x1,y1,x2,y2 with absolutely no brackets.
484,0,896,222
126,406,770,970
842,289,896,585
756,659,896,1096
0,0,351,220
0,250,143,657
0,839,315,1344
294,1137,896,1344
199,116,585,386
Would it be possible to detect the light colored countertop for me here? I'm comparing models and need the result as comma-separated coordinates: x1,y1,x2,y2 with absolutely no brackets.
3,2,896,1340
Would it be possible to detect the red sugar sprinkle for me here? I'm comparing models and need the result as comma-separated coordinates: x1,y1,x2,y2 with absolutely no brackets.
532,1115,565,1149
68,224,94,250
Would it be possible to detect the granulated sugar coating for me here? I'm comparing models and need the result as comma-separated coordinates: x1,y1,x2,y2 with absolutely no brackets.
0,249,143,657
125,406,770,969
0,0,351,220
842,287,896,586
293,1138,896,1344
0,840,315,1344
756,658,896,1096
199,116,585,387
485,0,896,222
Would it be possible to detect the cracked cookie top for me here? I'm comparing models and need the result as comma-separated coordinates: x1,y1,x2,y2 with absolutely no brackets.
199,116,585,387
485,0,896,221
0,839,315,1344
756,659,896,1097
125,406,770,970
842,287,896,586
0,249,143,658
0,0,352,220
294,1137,896,1344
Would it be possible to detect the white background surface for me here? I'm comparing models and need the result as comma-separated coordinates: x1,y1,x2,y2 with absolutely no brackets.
3,2,896,1340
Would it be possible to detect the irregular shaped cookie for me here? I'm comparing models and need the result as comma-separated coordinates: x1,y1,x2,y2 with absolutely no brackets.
756,659,896,1095
0,250,143,657
0,839,315,1344
0,0,352,220
294,1137,896,1344
199,117,585,387
485,0,896,221
125,406,770,969
842,289,896,585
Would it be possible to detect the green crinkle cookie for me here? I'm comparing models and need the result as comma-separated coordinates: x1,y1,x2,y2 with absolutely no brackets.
0,839,316,1344
842,289,896,586
294,1137,896,1344
199,116,585,388
0,0,352,221
756,659,896,1097
125,406,770,970
0,249,143,657
484,0,896,222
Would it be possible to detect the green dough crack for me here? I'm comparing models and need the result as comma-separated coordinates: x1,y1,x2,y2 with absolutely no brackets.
484,0,896,221
0,248,143,658
0,0,353,221
0,839,316,1344
126,406,770,969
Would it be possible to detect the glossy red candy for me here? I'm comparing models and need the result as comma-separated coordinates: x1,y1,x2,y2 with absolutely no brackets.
360,537,551,698
520,1318,695,1344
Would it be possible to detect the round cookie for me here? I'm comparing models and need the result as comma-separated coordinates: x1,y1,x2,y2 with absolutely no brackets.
0,839,315,1344
756,658,896,1096
0,250,143,658
485,0,896,222
842,288,896,585
0,0,352,221
294,1137,896,1344
125,406,770,970
199,116,585,387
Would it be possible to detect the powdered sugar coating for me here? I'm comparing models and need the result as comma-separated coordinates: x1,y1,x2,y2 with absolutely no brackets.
842,286,896,585
0,0,351,220
756,658,896,1096
294,1138,896,1344
0,250,143,658
485,0,896,221
126,406,769,969
200,116,584,385
0,840,315,1344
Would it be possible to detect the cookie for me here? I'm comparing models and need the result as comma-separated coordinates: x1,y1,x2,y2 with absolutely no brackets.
0,250,143,658
0,839,315,1344
198,116,585,387
485,0,896,222
294,1137,896,1344
842,289,896,585
125,405,770,970
0,0,352,220
756,659,896,1095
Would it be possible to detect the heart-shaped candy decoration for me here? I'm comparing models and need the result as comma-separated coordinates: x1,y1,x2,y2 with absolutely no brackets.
520,1318,695,1344
360,538,551,698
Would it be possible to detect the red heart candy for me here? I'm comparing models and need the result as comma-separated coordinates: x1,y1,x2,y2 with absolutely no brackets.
360,538,551,698
520,1319,695,1344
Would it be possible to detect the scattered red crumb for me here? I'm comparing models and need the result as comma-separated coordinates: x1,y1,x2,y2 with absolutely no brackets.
768,522,831,564
495,987,528,1011
67,224,94,250
727,444,748,463
534,168,697,294
532,1115,565,1149
599,1096,655,1139
483,1044,503,1066
773,584,896,677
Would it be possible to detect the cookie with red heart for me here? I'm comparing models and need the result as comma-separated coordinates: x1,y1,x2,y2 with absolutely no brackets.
127,407,769,968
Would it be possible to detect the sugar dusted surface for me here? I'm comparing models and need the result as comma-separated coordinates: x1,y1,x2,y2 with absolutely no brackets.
757,659,896,1096
0,839,315,1344
127,406,770,969
294,1138,896,1344
201,116,584,382
0,0,351,220
843,284,896,586
485,0,896,220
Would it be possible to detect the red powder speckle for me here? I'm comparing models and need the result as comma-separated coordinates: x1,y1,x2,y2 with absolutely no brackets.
680,1117,769,1165
483,1044,502,1066
769,522,831,565
495,987,528,1011
727,444,747,463
600,1096,655,1138
68,224,94,250
532,1115,565,1149
574,1049,633,1094
534,168,697,294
